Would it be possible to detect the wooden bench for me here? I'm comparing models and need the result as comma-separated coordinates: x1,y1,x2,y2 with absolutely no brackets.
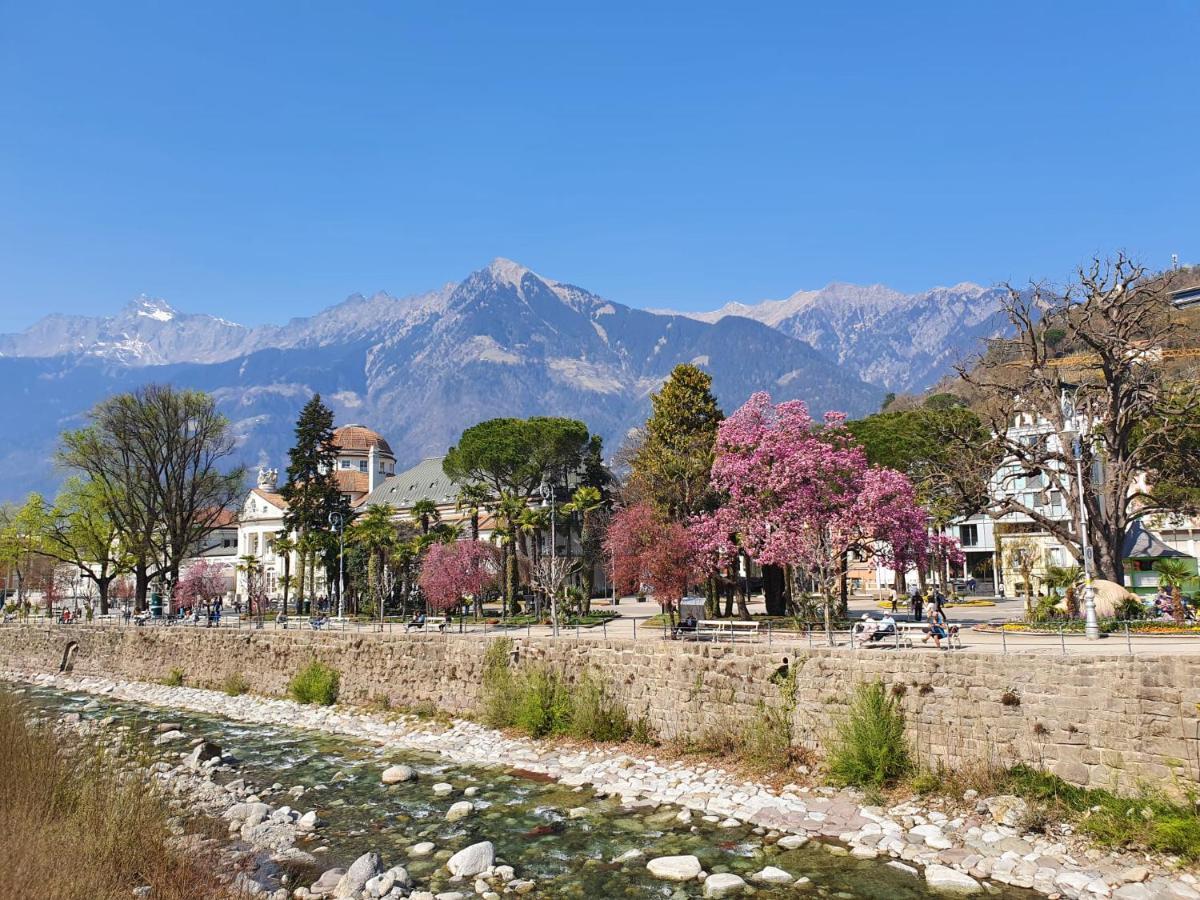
692,619,760,642
856,621,961,650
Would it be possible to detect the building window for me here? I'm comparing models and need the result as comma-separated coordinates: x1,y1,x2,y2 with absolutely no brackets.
959,524,978,547
340,460,351,470
358,460,368,472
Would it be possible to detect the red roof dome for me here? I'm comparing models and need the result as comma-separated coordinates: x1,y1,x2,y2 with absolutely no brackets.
331,424,394,457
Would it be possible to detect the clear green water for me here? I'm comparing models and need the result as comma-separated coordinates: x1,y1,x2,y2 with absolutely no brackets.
19,685,1034,899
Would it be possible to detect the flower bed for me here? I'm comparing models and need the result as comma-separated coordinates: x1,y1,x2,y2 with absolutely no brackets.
977,618,1200,636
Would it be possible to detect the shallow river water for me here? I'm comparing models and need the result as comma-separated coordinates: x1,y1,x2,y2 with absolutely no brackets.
20,684,1036,899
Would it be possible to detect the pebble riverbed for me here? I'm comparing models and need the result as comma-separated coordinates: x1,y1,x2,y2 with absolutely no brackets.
6,671,1198,900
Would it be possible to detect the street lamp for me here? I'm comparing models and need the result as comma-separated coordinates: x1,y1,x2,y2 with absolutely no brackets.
329,511,345,619
1062,390,1100,640
539,481,559,636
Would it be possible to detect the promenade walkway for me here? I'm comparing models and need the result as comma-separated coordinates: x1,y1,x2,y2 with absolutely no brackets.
16,592,1200,657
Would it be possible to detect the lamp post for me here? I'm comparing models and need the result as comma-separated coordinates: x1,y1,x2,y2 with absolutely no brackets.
539,482,559,636
329,512,345,619
1062,389,1100,640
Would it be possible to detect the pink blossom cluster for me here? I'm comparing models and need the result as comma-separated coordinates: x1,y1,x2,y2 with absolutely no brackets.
418,540,500,612
693,392,939,592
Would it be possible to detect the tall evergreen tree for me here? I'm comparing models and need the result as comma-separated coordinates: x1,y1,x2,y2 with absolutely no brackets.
629,363,724,522
281,394,349,612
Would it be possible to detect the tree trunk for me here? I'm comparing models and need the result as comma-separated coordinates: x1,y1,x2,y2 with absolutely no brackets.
762,565,787,616
97,577,110,616
134,562,150,613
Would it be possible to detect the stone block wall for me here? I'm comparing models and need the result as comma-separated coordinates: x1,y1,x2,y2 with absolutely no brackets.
2,624,1197,796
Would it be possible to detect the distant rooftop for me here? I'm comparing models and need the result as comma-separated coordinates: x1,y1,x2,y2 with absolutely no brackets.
359,457,462,510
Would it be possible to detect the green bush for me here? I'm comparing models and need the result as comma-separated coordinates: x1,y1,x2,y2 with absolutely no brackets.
288,660,340,706
161,668,185,687
479,638,517,728
568,674,630,742
221,672,249,697
827,681,912,788
512,667,571,737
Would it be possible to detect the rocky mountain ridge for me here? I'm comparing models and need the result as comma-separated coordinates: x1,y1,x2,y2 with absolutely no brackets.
0,260,888,499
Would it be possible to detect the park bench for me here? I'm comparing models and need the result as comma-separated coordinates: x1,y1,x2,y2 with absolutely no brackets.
694,619,760,642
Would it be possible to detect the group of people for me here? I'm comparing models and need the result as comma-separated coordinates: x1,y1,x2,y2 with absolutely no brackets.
857,586,956,650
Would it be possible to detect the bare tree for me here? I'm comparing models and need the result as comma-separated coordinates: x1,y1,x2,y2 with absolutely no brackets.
945,254,1200,584
529,553,579,634
59,385,245,609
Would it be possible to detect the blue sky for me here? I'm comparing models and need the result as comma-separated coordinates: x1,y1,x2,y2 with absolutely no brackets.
0,2,1196,331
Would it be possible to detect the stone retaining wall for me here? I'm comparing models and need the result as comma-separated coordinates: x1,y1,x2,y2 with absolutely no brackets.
3,624,1196,796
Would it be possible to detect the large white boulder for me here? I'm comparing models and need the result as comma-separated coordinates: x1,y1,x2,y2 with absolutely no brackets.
445,800,474,821
703,873,747,897
646,855,702,881
750,866,793,884
381,764,415,784
334,851,380,898
924,865,983,894
446,841,494,878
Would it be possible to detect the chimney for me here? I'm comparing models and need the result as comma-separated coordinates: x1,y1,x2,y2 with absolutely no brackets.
368,445,379,493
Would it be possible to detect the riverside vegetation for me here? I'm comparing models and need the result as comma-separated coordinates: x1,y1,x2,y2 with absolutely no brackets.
0,690,237,900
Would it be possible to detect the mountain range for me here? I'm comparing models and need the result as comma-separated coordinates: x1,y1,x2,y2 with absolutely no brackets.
0,260,1008,500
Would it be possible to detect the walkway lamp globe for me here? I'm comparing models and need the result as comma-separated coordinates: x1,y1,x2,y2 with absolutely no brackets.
329,511,346,620
1061,390,1100,640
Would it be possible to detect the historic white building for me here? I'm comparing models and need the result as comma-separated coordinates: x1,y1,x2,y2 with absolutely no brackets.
235,424,396,605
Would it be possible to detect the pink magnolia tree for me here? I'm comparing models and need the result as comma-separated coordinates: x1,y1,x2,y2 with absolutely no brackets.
418,540,500,615
605,502,693,625
175,559,229,615
703,392,930,642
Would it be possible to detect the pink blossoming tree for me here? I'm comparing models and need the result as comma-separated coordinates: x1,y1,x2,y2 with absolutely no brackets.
701,392,930,643
605,502,693,626
176,559,229,616
418,540,500,615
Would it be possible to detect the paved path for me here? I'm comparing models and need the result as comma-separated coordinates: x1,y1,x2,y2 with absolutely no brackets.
34,592,1200,656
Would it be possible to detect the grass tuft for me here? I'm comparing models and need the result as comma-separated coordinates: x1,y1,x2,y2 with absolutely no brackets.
827,681,912,788
161,667,186,687
221,673,249,697
288,660,340,706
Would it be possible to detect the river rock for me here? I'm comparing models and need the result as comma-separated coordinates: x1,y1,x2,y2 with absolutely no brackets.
334,851,381,898
381,764,416,784
446,841,494,878
984,795,1028,827
186,740,222,769
612,849,644,864
297,810,319,830
309,868,345,895
646,855,702,881
445,800,473,821
153,729,186,745
703,873,747,897
923,865,983,894
750,866,793,885
154,722,182,732
777,835,808,849
408,841,435,857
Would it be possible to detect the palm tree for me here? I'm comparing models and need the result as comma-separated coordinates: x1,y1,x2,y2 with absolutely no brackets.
1154,558,1193,625
1043,565,1083,618
455,483,491,542
236,554,267,624
274,532,296,615
493,491,528,614
563,486,605,614
349,504,401,623
410,499,440,536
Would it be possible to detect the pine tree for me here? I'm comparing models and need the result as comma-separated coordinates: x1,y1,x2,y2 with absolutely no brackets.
281,395,349,613
630,364,724,521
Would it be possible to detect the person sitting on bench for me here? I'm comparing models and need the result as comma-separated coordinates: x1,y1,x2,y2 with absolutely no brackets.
405,613,427,632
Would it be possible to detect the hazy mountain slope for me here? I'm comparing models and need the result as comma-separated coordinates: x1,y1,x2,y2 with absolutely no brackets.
0,260,883,499
676,282,1012,392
